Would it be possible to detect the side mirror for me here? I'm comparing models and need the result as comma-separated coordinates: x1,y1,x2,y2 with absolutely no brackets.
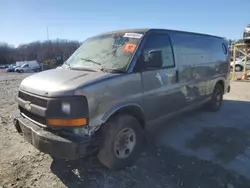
146,50,163,68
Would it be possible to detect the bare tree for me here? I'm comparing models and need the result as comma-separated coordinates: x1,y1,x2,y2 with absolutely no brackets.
0,39,81,65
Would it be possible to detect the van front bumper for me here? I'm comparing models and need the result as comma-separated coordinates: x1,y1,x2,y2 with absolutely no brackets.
13,114,99,160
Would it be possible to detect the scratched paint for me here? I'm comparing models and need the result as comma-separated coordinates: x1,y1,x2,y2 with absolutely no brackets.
156,72,169,86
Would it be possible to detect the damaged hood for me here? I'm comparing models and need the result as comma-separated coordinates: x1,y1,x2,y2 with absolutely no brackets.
20,69,111,97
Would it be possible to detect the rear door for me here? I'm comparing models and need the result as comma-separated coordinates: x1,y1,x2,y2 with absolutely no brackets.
140,32,186,121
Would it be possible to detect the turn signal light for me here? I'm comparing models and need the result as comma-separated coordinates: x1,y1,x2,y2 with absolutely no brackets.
47,118,87,127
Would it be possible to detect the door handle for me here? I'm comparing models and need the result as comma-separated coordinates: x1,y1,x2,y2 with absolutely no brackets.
176,70,179,82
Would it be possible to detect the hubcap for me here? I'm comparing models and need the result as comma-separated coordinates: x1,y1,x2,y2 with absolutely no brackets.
114,128,136,159
215,91,221,106
235,66,241,72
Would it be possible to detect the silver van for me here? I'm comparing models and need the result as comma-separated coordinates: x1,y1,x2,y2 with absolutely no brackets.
13,29,231,169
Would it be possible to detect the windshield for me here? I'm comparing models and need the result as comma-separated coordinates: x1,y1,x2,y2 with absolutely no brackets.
65,32,143,71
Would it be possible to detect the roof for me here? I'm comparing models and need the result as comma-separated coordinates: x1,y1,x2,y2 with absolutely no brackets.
95,28,223,39
95,28,149,37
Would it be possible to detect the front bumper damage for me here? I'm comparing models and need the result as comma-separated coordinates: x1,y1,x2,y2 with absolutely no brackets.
13,114,100,160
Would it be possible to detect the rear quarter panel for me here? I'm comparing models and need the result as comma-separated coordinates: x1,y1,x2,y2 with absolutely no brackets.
169,31,230,97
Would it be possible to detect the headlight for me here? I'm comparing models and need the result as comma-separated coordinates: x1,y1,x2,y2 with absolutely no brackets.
62,102,71,115
46,96,89,127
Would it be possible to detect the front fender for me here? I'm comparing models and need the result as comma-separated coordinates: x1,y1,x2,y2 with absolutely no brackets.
87,102,145,135
101,102,145,123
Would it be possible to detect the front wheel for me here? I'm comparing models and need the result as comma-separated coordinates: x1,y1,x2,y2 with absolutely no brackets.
98,114,143,170
206,84,223,112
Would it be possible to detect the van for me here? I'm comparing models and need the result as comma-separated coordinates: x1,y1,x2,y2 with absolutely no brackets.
15,61,41,73
230,56,250,72
13,29,231,169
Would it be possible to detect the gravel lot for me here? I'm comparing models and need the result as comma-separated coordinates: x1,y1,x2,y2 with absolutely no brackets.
0,71,250,188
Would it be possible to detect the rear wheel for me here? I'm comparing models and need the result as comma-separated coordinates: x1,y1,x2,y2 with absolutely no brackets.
206,83,223,112
98,114,143,170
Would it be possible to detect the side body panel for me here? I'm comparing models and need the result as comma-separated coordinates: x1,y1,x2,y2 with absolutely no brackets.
169,32,204,105
169,31,230,102
137,31,186,121
202,38,230,96
141,68,184,120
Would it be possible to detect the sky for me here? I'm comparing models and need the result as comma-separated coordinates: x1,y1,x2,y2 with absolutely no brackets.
1,0,250,46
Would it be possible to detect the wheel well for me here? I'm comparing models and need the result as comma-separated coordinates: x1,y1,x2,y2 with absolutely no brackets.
235,64,243,68
216,80,225,93
108,106,145,129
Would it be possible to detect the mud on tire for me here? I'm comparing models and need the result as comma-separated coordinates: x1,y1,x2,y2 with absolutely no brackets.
97,114,143,170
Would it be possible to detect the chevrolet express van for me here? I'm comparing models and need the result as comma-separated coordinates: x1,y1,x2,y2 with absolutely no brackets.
13,29,231,169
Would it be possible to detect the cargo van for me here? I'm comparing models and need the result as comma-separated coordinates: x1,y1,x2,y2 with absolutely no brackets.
15,60,40,73
13,29,231,169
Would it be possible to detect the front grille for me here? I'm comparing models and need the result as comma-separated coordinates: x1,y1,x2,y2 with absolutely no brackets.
18,91,47,108
20,107,46,125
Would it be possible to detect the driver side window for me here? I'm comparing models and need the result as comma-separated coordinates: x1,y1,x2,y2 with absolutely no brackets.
141,34,175,69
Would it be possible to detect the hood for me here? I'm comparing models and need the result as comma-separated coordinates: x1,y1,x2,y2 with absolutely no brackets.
20,69,112,97
230,60,242,65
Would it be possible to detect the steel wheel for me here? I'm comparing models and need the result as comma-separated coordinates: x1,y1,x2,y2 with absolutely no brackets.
98,114,143,169
114,128,136,159
215,90,222,107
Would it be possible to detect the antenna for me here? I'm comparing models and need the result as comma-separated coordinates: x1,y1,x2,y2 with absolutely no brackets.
46,26,49,40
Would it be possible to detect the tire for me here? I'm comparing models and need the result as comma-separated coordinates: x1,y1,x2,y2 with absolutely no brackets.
98,114,143,170
206,83,223,112
235,65,243,72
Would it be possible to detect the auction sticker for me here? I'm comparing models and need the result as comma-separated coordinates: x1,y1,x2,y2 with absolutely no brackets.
123,33,143,39
124,44,137,53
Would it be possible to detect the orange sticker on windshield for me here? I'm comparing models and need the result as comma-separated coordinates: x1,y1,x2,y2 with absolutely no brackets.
124,44,137,53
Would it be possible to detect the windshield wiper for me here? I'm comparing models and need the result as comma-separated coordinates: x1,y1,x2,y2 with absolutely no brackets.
81,58,101,66
80,58,106,71
80,58,107,72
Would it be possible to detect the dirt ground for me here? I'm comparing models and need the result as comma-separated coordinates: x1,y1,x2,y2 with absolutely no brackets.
1,71,250,188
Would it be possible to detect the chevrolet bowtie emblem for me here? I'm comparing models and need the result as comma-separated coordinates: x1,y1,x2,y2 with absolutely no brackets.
24,101,32,111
